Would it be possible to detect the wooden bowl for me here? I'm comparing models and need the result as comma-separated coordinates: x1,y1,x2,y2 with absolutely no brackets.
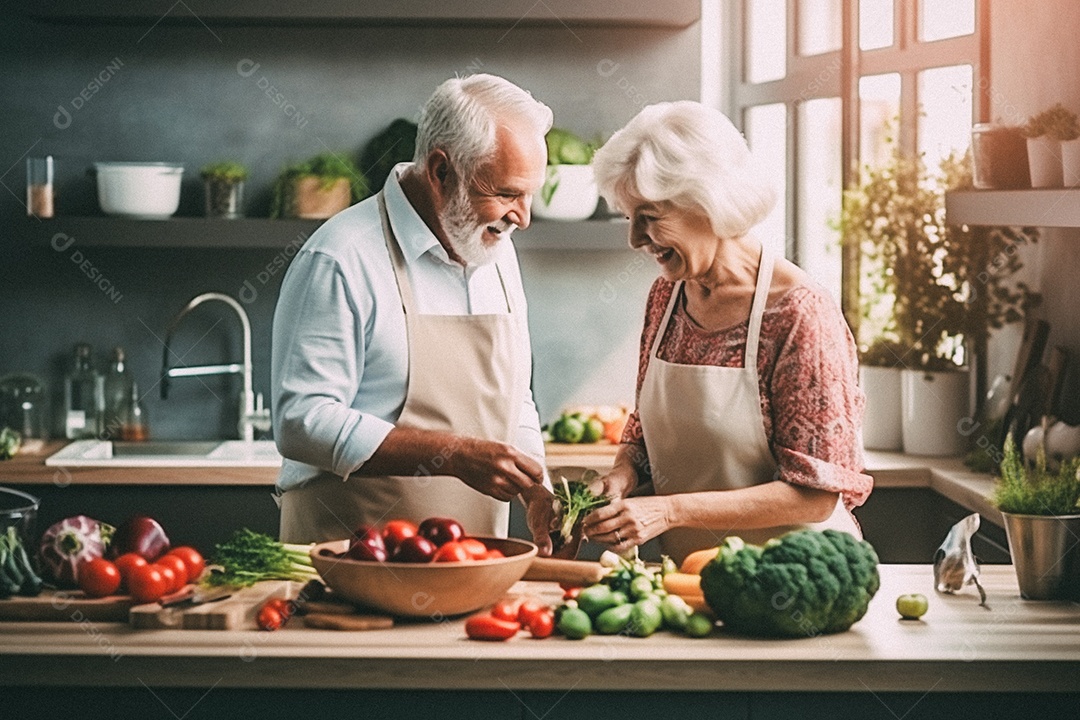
309,536,538,618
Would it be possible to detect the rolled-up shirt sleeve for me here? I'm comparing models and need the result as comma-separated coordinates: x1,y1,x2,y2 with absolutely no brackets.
271,250,394,479
768,291,872,509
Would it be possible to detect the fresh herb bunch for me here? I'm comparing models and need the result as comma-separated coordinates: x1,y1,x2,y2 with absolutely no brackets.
1022,103,1080,141
199,160,249,183
270,152,370,218
992,435,1080,516
204,528,319,587
553,472,610,545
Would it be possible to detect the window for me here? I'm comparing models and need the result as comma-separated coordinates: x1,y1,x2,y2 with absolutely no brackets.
726,0,985,329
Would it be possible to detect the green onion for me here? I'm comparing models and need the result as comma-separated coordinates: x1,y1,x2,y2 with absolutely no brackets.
203,528,319,588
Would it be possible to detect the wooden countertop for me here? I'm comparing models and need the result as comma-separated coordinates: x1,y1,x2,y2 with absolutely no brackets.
0,565,1076,692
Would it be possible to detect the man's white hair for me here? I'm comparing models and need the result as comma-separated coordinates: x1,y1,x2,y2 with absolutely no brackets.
414,74,553,180
593,101,776,238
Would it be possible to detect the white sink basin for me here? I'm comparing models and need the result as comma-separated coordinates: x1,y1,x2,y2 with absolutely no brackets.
46,440,283,467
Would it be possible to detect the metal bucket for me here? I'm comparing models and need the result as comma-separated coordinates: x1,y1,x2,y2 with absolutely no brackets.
1001,512,1080,600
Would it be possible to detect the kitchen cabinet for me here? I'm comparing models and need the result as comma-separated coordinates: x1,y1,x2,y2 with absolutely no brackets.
945,189,1080,227
21,216,631,251
27,0,700,28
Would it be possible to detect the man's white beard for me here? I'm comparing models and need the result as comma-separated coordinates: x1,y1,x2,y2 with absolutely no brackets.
441,181,515,267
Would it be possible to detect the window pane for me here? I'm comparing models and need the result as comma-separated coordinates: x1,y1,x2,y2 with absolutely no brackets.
919,0,975,42
859,73,901,169
747,0,787,83
744,104,787,258
798,0,841,56
859,0,894,49
797,98,843,303
918,64,973,173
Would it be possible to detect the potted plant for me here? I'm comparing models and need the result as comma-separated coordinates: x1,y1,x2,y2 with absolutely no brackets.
857,340,906,451
842,149,1039,456
200,161,248,219
534,128,600,221
1021,103,1079,188
992,435,1080,600
270,152,370,219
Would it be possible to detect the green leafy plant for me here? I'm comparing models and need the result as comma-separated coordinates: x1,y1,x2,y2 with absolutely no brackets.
204,528,319,587
841,147,1040,372
360,118,417,193
552,472,610,547
541,128,601,205
1022,103,1080,141
270,152,370,218
199,160,248,183
992,435,1080,516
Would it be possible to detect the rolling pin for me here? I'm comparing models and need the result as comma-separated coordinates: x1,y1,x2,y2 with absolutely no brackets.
522,557,607,586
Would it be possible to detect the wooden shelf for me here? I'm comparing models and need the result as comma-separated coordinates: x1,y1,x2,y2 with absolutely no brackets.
28,0,700,28
19,216,631,251
945,189,1080,228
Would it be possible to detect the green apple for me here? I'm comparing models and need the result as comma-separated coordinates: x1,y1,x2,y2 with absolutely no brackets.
896,593,929,620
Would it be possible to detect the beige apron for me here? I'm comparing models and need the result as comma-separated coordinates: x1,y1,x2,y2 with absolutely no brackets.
637,247,860,564
279,192,528,543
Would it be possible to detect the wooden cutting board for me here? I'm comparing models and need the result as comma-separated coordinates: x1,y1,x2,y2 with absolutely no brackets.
0,590,138,623
129,580,295,630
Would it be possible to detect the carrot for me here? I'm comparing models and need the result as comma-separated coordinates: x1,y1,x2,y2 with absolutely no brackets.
679,548,720,575
678,593,712,615
663,572,702,597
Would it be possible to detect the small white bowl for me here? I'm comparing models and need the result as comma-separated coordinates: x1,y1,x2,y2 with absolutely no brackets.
95,162,184,219
533,164,599,221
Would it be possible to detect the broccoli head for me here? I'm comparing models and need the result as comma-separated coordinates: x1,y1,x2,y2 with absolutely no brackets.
700,529,880,638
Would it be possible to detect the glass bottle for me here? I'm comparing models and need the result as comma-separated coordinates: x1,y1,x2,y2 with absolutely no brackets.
102,346,133,440
119,380,148,441
63,343,103,439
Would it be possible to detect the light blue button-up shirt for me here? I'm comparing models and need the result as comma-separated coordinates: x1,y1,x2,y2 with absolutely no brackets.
271,164,545,492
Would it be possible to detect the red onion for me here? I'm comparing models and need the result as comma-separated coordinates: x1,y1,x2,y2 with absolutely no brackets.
110,515,170,561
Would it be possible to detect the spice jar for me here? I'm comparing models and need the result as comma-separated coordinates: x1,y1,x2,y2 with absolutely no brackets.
26,156,54,218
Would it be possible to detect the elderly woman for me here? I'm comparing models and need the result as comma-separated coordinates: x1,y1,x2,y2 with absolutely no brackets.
583,101,871,563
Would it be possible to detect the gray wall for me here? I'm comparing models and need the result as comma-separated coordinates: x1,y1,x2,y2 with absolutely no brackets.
0,10,700,439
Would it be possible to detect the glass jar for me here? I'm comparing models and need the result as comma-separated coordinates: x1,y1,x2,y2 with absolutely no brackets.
0,373,49,441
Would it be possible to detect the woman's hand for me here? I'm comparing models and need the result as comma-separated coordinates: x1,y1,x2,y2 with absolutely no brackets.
592,464,638,501
581,495,675,553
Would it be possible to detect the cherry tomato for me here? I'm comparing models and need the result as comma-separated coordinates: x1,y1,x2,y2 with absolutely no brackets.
391,535,437,563
491,598,522,622
165,546,205,583
266,597,295,619
562,587,581,601
418,517,465,547
77,558,121,598
156,554,190,591
155,564,184,594
459,538,489,560
433,541,472,563
517,599,548,627
113,552,148,592
381,520,419,555
464,613,520,641
528,610,555,639
127,564,169,603
257,605,284,631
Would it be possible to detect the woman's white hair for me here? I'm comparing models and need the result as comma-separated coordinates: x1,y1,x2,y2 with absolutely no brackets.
592,101,776,238
414,74,553,180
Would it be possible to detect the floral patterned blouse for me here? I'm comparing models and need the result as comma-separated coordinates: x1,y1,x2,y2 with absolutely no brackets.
621,277,873,511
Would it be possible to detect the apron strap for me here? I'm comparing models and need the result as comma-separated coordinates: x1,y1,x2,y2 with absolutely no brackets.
650,280,683,360
378,191,416,316
744,246,774,368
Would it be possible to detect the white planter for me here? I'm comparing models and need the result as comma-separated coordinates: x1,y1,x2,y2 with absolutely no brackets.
1026,136,1064,188
533,164,599,221
860,366,903,451
901,368,970,457
1060,138,1080,188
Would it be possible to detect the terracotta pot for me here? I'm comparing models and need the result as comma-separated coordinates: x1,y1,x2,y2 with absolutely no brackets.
289,176,351,219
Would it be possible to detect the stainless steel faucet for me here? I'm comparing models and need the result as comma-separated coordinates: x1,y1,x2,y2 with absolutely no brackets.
160,292,271,441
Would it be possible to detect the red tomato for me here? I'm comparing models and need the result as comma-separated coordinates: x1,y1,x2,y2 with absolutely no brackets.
381,520,419,554
113,552,148,591
483,548,505,560
464,614,520,641
528,610,555,639
127,564,169,603
491,598,522,622
165,546,205,583
266,597,294,619
78,558,121,598
562,587,581,601
433,541,472,563
155,564,184,594
459,538,489,560
257,604,283,631
156,554,189,591
517,599,547,627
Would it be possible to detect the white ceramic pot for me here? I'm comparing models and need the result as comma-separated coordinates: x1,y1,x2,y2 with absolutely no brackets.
901,368,970,456
95,162,184,218
1026,136,1064,188
860,366,903,451
1060,138,1080,188
532,164,599,221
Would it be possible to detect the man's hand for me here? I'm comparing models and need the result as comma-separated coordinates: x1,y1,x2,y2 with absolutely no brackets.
444,437,544,502
520,483,557,556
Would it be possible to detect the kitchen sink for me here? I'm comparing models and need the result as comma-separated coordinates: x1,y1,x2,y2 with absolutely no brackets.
45,439,282,467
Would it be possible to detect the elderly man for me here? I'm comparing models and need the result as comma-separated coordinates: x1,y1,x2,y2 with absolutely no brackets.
271,74,555,551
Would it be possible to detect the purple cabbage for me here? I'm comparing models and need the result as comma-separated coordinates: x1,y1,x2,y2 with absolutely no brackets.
38,515,114,587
